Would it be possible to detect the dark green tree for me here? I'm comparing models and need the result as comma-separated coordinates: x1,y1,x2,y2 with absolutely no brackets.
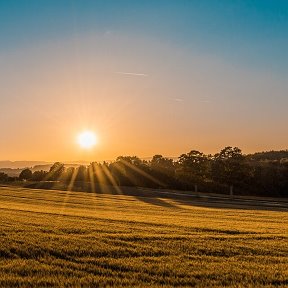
48,162,65,181
211,147,249,196
31,170,48,181
19,168,32,180
151,155,174,175
178,150,209,191
0,172,9,182
150,155,177,187
75,165,87,182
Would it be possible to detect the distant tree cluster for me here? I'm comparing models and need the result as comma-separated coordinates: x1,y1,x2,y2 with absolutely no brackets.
1,147,288,197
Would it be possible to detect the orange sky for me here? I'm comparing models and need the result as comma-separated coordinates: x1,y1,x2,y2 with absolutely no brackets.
1,33,287,162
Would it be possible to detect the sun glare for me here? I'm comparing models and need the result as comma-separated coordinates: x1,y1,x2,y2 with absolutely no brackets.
77,131,97,149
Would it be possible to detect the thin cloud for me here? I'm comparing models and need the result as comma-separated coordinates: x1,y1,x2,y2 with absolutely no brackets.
174,98,184,102
200,99,212,103
115,72,148,77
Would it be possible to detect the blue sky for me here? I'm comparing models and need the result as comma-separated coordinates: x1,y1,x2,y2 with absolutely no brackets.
1,0,288,73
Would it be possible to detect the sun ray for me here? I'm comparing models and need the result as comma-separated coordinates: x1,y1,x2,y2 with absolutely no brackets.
88,164,96,194
111,162,140,187
102,164,123,195
67,168,78,192
92,163,110,195
119,159,165,187
96,164,112,194
57,167,79,214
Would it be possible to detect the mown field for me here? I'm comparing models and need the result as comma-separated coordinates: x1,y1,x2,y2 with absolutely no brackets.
0,186,287,287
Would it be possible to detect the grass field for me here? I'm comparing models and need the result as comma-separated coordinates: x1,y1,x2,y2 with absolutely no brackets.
0,186,287,287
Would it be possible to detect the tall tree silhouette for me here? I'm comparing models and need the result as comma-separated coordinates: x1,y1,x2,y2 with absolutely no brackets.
48,162,65,181
19,168,32,180
178,150,209,191
211,147,249,195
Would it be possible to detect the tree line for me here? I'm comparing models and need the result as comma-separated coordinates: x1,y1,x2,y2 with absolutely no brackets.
1,147,288,197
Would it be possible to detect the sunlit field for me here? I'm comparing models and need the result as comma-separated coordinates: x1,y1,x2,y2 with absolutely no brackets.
0,186,287,287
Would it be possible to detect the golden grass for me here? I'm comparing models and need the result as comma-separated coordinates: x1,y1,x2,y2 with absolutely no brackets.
0,186,287,287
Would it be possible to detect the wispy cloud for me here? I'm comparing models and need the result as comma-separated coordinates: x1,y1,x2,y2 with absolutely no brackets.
200,99,212,103
174,98,184,102
115,72,148,77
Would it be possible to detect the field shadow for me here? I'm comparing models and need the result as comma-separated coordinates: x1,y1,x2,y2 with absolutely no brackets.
171,197,288,212
23,182,288,212
90,185,288,212
133,195,180,209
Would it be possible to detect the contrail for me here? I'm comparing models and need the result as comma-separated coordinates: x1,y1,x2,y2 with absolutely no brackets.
115,72,148,77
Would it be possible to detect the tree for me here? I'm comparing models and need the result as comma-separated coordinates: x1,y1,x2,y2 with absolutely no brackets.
211,147,249,196
48,162,65,181
112,156,144,186
150,155,176,187
151,155,174,174
179,150,208,175
116,156,143,166
75,165,87,182
111,156,158,187
62,167,76,183
19,168,32,180
88,162,113,185
0,172,9,182
178,150,209,191
31,170,48,181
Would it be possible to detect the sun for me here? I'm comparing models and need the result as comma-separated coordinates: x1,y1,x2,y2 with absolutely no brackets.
77,131,97,149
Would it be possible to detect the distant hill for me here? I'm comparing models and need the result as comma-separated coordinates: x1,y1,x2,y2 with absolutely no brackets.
0,160,91,169
247,150,288,161
0,161,50,169
0,163,89,177
31,164,82,172
0,168,23,177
